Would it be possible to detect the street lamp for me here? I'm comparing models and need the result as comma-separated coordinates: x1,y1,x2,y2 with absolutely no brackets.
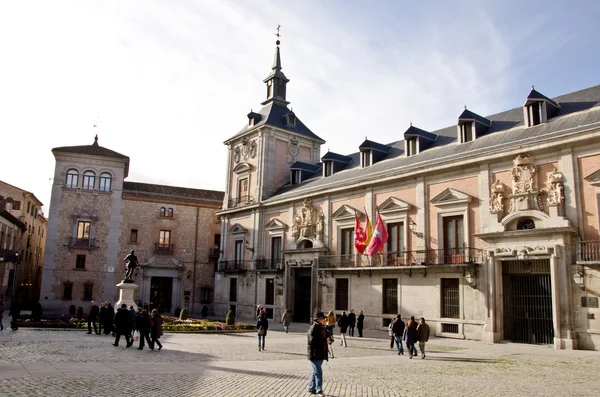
409,220,424,239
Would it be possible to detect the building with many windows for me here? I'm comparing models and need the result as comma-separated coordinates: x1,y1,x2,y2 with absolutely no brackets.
41,136,223,314
0,180,48,309
215,42,600,350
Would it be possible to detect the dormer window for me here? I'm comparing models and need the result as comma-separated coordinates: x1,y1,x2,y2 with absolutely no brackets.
361,151,371,167
460,122,473,143
526,102,542,126
249,118,254,127
523,87,560,128
291,170,301,184
288,113,296,125
324,161,333,177
406,138,417,156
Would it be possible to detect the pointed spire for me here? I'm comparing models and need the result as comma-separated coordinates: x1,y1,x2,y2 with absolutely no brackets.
262,25,290,106
272,46,282,71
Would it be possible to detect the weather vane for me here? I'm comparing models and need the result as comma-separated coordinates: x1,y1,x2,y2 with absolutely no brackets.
275,24,281,46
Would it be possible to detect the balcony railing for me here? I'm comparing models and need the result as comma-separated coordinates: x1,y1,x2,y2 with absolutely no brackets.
227,195,255,209
255,259,284,271
67,237,96,250
217,260,249,272
319,248,484,269
154,243,175,256
577,241,600,262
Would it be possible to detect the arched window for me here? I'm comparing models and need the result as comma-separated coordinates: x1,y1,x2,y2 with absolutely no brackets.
167,208,174,218
66,169,79,188
160,207,166,217
517,218,536,230
99,173,112,192
82,171,96,190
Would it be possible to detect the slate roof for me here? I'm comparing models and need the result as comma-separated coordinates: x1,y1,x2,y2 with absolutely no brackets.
123,182,224,205
359,139,392,153
458,109,492,127
526,88,560,108
268,84,600,202
226,102,325,144
321,151,353,163
403,125,437,141
52,136,129,160
290,161,321,172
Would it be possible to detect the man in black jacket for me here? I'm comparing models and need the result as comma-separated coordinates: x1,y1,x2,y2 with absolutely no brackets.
113,304,132,347
347,309,356,337
391,314,405,355
307,311,331,396
87,301,99,335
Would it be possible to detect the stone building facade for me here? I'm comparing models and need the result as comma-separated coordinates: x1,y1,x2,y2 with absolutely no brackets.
41,137,223,314
215,42,600,350
0,180,47,308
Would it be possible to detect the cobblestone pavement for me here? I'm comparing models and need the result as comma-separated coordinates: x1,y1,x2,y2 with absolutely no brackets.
0,327,599,396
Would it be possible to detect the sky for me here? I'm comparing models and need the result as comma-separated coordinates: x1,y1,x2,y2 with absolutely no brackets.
1,0,599,213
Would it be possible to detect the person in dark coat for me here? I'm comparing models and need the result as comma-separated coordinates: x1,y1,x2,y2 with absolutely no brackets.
391,314,405,355
150,309,163,351
347,309,356,337
129,305,136,338
31,301,43,322
98,303,106,335
416,317,430,359
136,309,153,350
113,304,132,347
337,311,348,347
307,311,331,395
9,298,20,330
357,310,365,337
87,301,99,334
105,303,115,335
403,316,418,358
201,305,208,319
256,312,269,351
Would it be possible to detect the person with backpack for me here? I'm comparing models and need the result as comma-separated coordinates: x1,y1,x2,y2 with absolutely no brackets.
337,311,348,347
257,311,269,351
391,314,405,355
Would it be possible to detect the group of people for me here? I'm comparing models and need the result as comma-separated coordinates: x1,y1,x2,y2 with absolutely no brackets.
325,309,364,347
389,314,430,359
87,301,164,351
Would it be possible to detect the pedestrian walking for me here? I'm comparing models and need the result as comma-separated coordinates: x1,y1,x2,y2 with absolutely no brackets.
136,309,153,350
201,305,208,319
98,302,106,335
403,316,418,358
326,310,336,338
256,311,269,351
337,311,348,347
9,297,20,330
357,310,364,337
416,317,430,359
0,297,5,331
113,304,132,347
307,311,331,396
86,301,99,334
281,308,292,333
391,314,405,355
256,305,262,319
129,305,136,339
388,318,395,349
347,309,356,337
150,309,163,351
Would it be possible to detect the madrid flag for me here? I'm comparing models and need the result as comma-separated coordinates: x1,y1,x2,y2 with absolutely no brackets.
354,213,367,254
365,211,388,255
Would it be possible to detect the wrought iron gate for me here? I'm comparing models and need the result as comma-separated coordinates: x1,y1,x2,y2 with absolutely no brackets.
502,259,554,344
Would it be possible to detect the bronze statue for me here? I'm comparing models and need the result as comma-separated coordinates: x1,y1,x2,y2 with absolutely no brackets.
123,250,139,282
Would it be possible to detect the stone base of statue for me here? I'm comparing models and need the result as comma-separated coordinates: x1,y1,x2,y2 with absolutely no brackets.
115,281,138,311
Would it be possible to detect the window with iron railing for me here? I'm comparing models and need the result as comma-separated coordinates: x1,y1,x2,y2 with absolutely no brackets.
382,278,398,314
441,278,460,319
335,278,349,311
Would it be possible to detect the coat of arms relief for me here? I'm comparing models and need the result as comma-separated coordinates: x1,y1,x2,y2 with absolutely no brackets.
291,198,324,242
233,137,257,163
488,154,565,216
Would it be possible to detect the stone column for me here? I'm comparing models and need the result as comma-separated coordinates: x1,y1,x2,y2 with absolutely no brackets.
115,282,138,311
550,253,562,349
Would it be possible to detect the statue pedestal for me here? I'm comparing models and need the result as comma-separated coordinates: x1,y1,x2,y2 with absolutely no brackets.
115,282,138,311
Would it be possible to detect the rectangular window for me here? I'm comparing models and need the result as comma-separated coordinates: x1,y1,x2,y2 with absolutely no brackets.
75,254,86,269
238,178,249,203
291,170,300,184
82,173,95,190
324,161,333,177
443,216,464,263
341,228,355,258
271,236,282,262
77,221,91,241
12,200,21,210
265,278,275,305
387,222,404,257
441,278,460,319
406,138,417,156
335,278,349,311
159,230,171,247
63,283,73,300
460,123,473,142
83,283,93,301
527,102,541,126
361,151,371,167
130,229,138,243
382,278,398,314
214,234,221,248
200,287,211,303
234,240,244,265
99,174,111,192
229,278,237,302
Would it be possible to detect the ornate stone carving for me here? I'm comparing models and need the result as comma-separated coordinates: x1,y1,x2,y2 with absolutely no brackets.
287,137,299,163
511,154,536,194
234,147,241,163
489,180,504,214
291,198,324,241
249,140,257,158
546,167,564,206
